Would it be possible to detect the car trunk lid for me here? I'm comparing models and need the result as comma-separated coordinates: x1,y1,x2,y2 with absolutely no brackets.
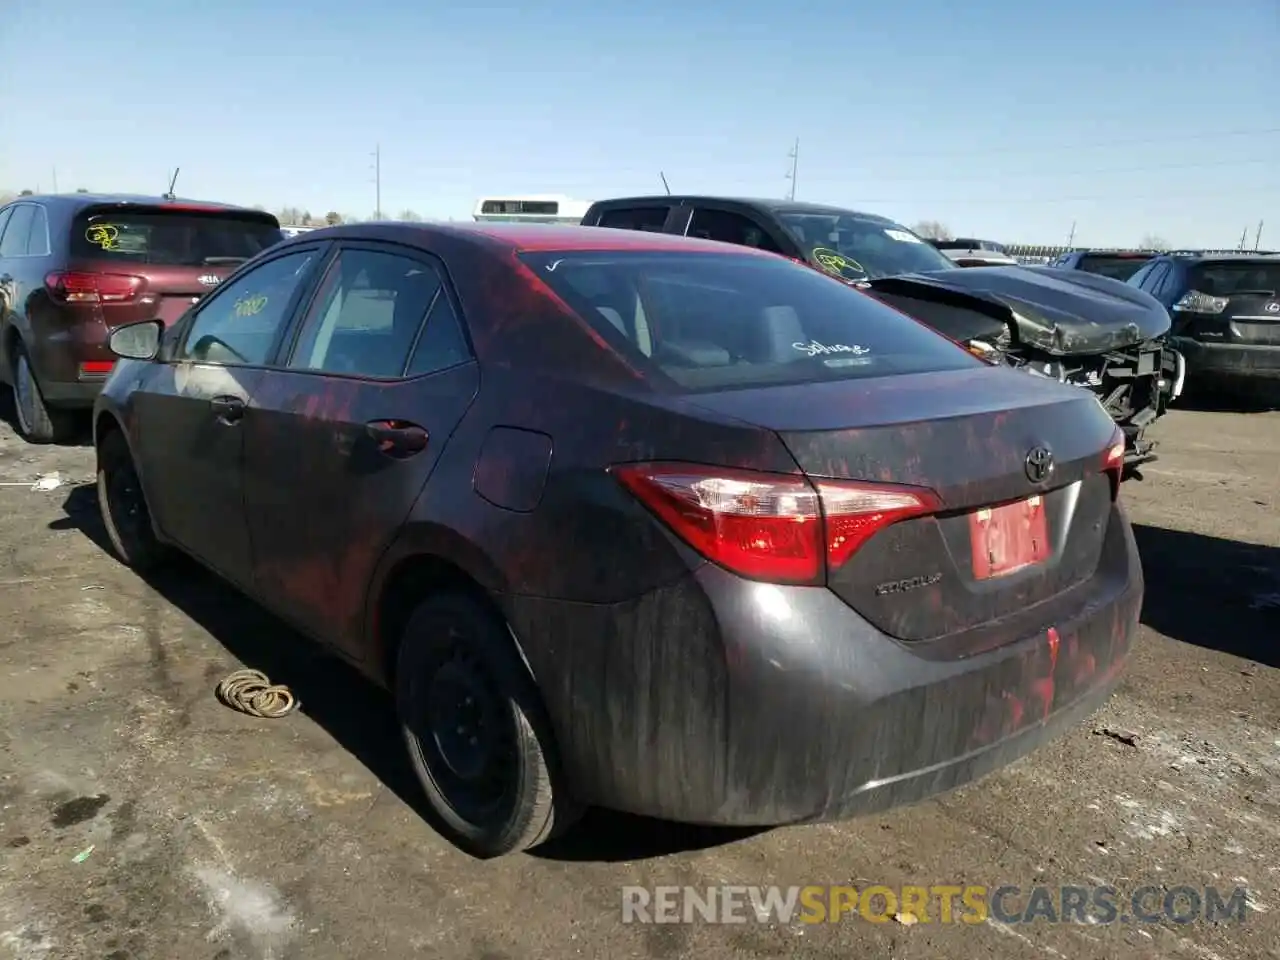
683,366,1121,644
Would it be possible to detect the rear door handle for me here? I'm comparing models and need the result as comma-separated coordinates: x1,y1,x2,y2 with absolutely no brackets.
366,419,428,458
210,395,245,424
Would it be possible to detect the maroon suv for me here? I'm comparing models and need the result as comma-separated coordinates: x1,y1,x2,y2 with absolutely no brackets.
0,194,283,442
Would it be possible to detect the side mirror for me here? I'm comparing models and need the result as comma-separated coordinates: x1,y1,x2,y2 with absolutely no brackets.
108,319,163,361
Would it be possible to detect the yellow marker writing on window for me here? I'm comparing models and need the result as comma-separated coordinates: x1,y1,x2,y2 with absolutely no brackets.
85,224,121,251
812,247,866,278
234,295,269,318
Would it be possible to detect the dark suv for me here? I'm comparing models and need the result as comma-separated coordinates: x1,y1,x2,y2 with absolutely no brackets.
1125,251,1280,388
0,194,283,442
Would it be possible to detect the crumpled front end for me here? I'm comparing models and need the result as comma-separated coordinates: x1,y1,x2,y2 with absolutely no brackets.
862,271,1182,475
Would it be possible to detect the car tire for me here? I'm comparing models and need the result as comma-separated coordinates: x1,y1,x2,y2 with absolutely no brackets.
11,341,76,444
97,428,168,572
395,591,582,858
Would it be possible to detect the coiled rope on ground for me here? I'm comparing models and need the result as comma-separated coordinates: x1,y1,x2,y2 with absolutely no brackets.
215,669,299,719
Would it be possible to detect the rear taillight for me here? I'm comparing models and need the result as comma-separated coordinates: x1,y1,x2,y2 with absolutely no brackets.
1173,290,1228,315
611,463,940,585
1102,426,1125,498
45,271,146,304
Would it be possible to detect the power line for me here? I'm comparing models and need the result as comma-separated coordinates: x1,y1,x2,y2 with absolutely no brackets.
853,127,1280,161
845,156,1277,185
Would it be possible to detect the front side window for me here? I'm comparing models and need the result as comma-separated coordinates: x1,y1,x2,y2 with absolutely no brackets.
288,248,453,378
776,210,956,280
178,250,318,365
521,250,982,391
687,208,784,253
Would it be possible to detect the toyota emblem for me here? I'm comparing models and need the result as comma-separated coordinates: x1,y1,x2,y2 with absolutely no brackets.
1025,446,1054,484
1266,301,1279,314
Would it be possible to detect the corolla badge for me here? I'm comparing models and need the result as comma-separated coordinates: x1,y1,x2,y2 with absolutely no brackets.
1025,446,1054,484
198,274,221,287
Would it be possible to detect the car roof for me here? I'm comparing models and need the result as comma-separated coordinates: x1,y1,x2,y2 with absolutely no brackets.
5,192,269,215
588,195,900,224
276,220,782,255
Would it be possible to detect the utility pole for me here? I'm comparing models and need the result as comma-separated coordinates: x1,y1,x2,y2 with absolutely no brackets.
371,144,382,220
51,166,58,193
1255,220,1264,251
785,138,799,201
1066,220,1077,248
1239,226,1249,251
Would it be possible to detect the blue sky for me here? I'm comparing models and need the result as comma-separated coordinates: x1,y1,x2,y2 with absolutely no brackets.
2,0,1277,247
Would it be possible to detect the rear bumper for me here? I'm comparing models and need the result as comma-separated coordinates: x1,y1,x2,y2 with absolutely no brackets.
1173,337,1280,381
40,378,107,408
507,504,1143,826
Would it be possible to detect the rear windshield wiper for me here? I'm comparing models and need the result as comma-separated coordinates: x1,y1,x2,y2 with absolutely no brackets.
1229,289,1276,297
203,256,249,266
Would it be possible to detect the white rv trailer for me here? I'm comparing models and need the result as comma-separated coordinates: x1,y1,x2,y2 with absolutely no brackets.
472,194,592,225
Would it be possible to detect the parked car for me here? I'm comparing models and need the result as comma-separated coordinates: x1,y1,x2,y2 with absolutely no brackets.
1125,251,1280,389
0,193,283,442
1050,249,1156,282
94,221,1141,858
929,237,1019,267
582,196,1181,472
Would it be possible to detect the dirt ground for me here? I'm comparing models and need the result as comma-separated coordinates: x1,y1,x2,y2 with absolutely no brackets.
0,398,1277,960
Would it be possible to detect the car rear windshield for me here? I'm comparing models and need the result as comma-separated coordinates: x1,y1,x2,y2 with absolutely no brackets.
1076,254,1152,281
1190,261,1280,297
71,209,283,267
521,250,983,390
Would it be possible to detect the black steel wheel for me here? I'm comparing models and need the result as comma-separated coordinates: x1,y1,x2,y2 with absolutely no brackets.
97,428,167,571
396,592,581,858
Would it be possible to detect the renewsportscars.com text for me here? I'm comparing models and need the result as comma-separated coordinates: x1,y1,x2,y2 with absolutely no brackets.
621,884,1251,925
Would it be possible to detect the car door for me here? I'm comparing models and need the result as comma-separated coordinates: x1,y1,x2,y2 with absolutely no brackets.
0,204,39,360
0,204,17,376
129,244,327,588
243,241,478,659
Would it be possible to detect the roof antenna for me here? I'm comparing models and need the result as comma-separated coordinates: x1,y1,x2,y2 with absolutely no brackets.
163,167,180,201
659,171,671,195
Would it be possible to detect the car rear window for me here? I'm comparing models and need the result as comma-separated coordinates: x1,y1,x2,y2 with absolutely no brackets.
1190,261,1280,296
1076,254,1152,281
522,250,983,390
71,209,283,267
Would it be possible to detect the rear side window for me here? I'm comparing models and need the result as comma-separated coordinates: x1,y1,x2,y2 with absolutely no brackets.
597,207,670,232
1190,261,1280,296
0,205,35,257
521,251,982,390
71,209,283,266
288,248,458,379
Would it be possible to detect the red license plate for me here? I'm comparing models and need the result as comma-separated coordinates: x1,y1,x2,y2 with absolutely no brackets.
969,495,1050,579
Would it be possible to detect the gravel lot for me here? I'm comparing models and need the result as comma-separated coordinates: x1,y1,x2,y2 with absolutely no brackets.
0,399,1276,960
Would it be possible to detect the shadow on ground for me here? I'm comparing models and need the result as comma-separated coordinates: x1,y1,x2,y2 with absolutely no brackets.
0,389,94,447
1176,380,1280,414
51,483,761,862
1134,523,1279,669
